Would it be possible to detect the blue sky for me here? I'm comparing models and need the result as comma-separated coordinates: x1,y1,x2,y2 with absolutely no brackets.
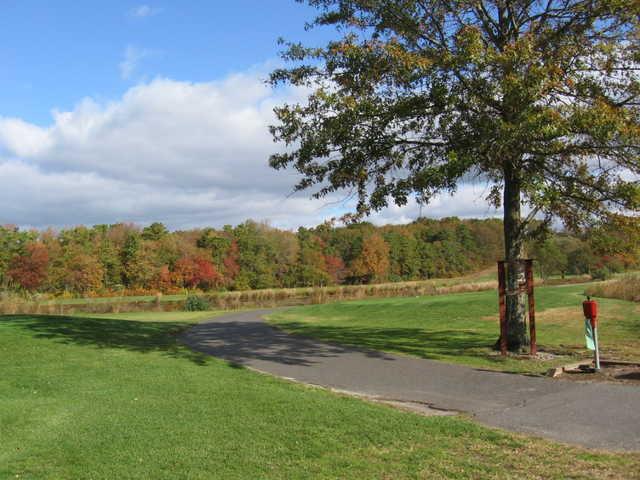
0,2,496,230
1,1,331,125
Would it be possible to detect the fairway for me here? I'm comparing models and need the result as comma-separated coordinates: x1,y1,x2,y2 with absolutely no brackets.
268,284,640,374
2,311,639,479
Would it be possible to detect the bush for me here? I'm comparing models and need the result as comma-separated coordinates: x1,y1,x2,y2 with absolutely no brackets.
184,295,210,311
591,267,612,281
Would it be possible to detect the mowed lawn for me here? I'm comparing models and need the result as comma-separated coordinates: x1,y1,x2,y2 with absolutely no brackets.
2,311,640,479
268,284,640,374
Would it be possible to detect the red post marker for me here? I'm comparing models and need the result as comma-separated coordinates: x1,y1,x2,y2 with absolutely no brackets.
582,297,600,371
583,299,598,327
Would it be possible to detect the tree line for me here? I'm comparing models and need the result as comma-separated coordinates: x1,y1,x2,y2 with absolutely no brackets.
0,217,636,296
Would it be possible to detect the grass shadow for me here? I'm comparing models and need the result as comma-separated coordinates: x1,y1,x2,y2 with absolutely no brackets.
2,314,211,365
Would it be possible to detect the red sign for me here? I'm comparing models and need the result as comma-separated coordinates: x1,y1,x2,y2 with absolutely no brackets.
583,299,598,322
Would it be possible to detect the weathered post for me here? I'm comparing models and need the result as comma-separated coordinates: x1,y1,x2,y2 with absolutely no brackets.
525,259,536,355
498,261,507,356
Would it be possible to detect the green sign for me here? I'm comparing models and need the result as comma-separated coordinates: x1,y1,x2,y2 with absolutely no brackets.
584,319,595,351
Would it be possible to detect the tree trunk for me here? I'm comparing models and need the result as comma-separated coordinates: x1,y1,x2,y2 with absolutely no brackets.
503,166,529,352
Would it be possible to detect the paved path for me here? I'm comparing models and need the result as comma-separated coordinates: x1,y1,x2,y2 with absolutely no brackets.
180,309,640,451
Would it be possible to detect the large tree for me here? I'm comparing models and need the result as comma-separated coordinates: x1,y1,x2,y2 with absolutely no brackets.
269,0,640,351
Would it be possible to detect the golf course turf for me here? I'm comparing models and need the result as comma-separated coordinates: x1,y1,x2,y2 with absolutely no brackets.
268,284,640,375
2,302,639,478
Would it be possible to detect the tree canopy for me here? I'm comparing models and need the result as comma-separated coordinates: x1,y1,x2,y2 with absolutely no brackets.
271,0,639,230
269,0,640,349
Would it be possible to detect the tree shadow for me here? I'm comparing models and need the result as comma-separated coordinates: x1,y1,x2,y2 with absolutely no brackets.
181,319,395,367
3,314,211,365
273,321,500,363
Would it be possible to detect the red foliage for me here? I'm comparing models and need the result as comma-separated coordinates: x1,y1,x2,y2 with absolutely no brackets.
172,256,222,289
8,242,49,291
324,254,347,284
151,265,173,292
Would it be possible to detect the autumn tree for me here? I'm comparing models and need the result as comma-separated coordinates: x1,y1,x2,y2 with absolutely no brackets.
7,242,49,291
270,0,640,351
589,215,640,270
350,234,390,283
296,227,331,286
49,246,104,294
324,254,347,284
0,225,37,288
152,265,173,292
173,256,222,289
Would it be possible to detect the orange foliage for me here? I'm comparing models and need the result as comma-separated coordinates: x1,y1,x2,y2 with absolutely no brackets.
350,234,390,282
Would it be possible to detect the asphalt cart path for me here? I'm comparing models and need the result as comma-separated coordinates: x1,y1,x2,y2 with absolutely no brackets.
180,309,640,451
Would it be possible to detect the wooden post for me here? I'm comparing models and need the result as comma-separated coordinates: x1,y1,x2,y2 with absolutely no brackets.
497,261,507,355
525,259,536,355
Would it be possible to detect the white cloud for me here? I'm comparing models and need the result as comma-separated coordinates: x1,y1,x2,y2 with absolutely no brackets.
119,45,150,80
0,68,497,230
129,5,162,18
369,184,500,225
0,118,52,156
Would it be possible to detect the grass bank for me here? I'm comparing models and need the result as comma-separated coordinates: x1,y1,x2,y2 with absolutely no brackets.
268,284,640,375
586,274,640,302
2,311,639,478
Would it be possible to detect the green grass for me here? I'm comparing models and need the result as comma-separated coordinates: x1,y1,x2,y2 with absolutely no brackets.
268,284,640,374
2,311,639,479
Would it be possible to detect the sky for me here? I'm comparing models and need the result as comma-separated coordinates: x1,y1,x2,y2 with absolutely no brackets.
0,1,499,231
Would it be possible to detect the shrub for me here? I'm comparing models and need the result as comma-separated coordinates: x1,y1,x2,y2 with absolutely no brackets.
591,267,611,281
184,295,210,311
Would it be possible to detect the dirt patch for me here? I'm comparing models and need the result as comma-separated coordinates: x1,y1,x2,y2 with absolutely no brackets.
552,360,640,385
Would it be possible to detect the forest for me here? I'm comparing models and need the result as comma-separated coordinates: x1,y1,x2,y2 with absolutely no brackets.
0,217,636,297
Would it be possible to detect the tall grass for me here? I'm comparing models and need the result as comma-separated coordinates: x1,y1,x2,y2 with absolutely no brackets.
0,270,596,315
586,275,640,302
0,277,499,315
